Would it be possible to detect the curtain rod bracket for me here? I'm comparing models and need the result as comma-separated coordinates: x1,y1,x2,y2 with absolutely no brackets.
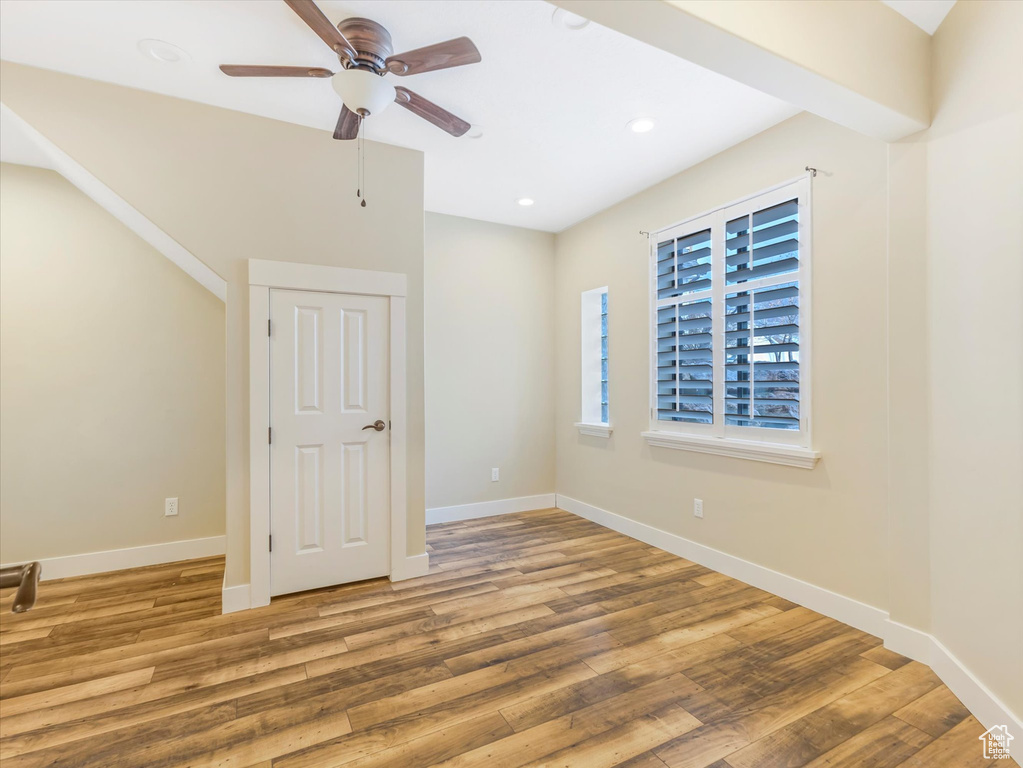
639,230,650,236
805,166,818,177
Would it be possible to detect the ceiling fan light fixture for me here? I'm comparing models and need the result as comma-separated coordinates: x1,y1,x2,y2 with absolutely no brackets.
331,68,396,117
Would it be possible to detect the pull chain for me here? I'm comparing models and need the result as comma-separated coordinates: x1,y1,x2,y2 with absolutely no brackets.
356,117,367,208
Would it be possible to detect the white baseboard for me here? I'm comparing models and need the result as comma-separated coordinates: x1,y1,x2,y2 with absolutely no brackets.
2,535,226,581
886,620,1022,742
555,494,887,637
390,552,430,582
221,579,251,615
929,637,1022,741
884,618,935,661
426,494,556,525
555,493,1022,740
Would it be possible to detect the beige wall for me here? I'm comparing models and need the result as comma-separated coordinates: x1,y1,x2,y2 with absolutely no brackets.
925,0,1023,717
0,163,225,563
555,111,891,609
0,63,426,587
425,214,555,509
885,138,931,633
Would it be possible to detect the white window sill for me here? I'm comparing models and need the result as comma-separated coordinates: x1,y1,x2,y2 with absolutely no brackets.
641,430,820,469
576,422,613,438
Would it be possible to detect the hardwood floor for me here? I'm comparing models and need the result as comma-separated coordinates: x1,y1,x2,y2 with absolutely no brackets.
0,509,1007,767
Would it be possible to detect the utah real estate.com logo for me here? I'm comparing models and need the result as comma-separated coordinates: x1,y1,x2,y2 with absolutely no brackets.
979,725,1014,760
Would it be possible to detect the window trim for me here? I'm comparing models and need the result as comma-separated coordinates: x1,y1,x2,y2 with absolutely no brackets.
640,430,819,469
576,422,614,438
644,176,818,466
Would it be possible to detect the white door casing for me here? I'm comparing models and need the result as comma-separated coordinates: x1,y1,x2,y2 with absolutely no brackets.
246,259,418,614
269,289,390,596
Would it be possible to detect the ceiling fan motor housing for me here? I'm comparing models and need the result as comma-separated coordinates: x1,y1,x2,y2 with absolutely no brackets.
337,18,393,73
331,18,396,117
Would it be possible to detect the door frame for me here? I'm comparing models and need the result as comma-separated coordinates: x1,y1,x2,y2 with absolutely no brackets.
248,258,409,609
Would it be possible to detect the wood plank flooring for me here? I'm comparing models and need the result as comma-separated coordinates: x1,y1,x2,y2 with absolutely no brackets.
0,508,1009,767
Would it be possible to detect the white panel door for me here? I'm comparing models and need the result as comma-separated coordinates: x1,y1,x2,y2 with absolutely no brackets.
269,289,390,596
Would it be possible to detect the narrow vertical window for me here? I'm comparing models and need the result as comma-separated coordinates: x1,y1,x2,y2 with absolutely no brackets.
600,290,609,424
577,286,612,437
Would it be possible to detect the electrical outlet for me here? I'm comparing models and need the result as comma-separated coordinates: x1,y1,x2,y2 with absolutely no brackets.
491,468,500,482
165,497,179,517
693,498,704,519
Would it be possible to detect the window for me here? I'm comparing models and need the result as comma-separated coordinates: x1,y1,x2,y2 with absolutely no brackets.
644,178,818,467
600,290,609,424
577,286,612,437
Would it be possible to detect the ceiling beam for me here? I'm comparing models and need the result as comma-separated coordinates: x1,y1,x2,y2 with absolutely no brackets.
551,0,931,142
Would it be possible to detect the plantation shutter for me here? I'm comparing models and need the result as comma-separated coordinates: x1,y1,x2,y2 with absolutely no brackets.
724,197,801,430
655,224,714,425
650,178,809,446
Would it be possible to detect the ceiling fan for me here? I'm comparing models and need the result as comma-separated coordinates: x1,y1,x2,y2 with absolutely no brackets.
220,0,481,139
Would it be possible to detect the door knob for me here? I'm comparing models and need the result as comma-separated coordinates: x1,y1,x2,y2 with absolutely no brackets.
362,420,386,432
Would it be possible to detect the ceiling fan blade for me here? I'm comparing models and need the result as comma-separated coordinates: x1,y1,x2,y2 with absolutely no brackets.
334,105,361,140
283,0,356,59
393,87,470,137
386,37,481,76
219,65,333,78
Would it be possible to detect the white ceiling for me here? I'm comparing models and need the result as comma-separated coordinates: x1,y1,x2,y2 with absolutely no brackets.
0,0,798,232
882,0,956,35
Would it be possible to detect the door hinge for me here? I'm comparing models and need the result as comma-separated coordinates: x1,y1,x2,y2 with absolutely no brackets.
269,534,273,552
268,427,272,444
268,319,272,337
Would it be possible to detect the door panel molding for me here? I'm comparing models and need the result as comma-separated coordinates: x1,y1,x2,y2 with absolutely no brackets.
269,290,388,595
244,260,416,612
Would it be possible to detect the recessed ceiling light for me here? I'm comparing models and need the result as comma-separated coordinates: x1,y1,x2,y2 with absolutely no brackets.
466,125,484,139
137,39,190,64
552,8,591,31
627,118,655,134
517,198,535,207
